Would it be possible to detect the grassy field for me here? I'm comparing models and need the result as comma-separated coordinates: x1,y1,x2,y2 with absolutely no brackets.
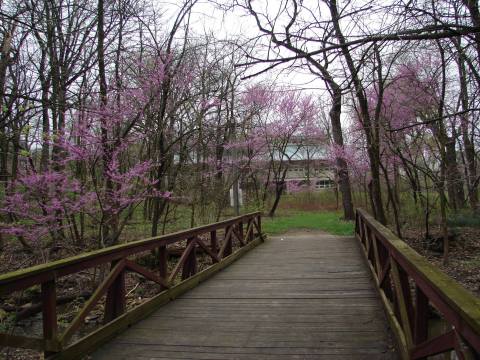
262,211,354,236
118,191,354,242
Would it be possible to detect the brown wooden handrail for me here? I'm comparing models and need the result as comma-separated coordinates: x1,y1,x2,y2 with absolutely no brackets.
0,212,263,356
355,208,480,359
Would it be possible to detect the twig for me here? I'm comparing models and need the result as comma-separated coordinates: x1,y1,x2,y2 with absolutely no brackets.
126,282,140,297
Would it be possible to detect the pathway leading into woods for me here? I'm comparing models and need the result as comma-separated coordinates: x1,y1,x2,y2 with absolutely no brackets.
92,230,397,359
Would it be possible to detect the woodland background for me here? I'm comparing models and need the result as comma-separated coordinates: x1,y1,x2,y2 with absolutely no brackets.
0,0,479,329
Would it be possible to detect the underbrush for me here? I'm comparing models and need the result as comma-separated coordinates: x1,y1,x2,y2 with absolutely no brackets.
447,210,480,228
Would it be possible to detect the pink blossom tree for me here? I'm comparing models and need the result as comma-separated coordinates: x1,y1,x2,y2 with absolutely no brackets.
0,55,174,250
241,85,325,216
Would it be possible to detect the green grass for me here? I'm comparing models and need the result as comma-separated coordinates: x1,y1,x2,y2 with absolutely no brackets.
262,211,354,236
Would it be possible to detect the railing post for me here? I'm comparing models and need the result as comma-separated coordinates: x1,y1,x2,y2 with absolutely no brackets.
210,230,218,264
158,244,168,290
42,279,58,354
182,237,197,280
238,221,244,245
248,218,254,242
104,261,126,323
365,226,372,261
391,259,414,349
225,226,233,256
359,216,365,246
257,214,262,239
355,211,359,235
414,286,429,346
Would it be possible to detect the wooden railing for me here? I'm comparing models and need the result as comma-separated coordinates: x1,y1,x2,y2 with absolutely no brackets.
0,212,263,358
355,208,480,359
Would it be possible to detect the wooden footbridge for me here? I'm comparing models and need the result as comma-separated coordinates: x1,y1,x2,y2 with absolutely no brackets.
1,210,479,359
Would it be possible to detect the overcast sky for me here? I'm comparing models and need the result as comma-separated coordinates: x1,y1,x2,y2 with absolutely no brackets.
185,0,331,93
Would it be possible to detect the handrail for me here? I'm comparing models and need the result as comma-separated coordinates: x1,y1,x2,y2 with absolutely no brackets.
0,212,263,356
0,212,260,294
355,208,480,359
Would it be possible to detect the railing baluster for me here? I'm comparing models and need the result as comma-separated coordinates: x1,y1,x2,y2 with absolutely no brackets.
355,212,359,235
365,223,371,257
414,285,429,347
247,219,254,242
390,258,414,349
42,279,58,354
399,267,415,335
371,233,382,276
238,221,244,246
210,230,218,264
359,216,365,245
158,245,168,290
211,230,218,252
104,261,126,323
257,214,262,238
224,226,233,257
182,237,197,280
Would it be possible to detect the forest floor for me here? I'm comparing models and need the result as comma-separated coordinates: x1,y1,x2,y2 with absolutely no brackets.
400,225,480,297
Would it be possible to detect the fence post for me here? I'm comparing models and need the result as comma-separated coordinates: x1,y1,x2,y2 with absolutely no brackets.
225,226,233,256
238,221,244,245
182,237,197,279
158,245,168,290
257,214,262,239
104,261,126,323
210,230,218,264
42,279,58,354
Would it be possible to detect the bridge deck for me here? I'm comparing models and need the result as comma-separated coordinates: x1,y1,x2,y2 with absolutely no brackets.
92,231,396,359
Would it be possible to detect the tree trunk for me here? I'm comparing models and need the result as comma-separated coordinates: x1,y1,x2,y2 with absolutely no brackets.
445,135,465,211
0,24,14,185
329,0,386,224
456,45,478,211
380,162,402,238
329,87,355,220
97,0,118,246
268,182,284,217
39,49,50,172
